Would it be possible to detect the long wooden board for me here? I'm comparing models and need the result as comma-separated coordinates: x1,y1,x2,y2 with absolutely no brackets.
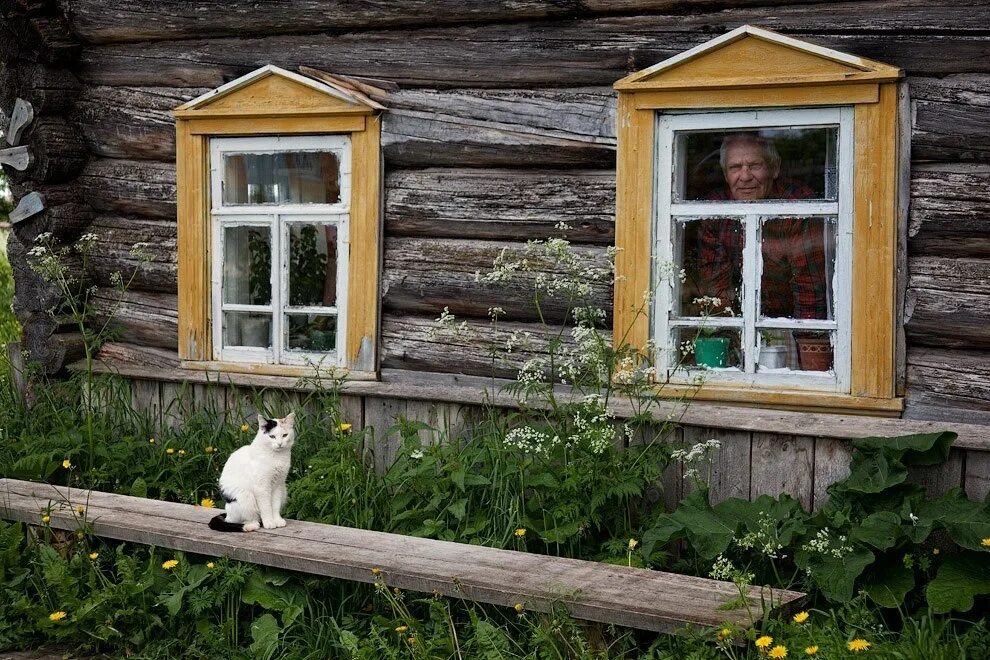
0,478,803,633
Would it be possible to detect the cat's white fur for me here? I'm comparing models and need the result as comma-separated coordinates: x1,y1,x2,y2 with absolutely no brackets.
217,412,295,532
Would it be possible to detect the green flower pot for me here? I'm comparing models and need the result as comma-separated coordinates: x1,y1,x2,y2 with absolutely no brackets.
695,336,730,368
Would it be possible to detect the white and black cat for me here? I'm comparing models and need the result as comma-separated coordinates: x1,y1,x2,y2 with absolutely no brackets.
209,412,295,533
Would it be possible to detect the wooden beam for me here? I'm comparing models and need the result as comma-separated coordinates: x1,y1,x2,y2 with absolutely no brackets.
6,98,34,146
9,191,45,224
0,478,804,633
0,145,33,171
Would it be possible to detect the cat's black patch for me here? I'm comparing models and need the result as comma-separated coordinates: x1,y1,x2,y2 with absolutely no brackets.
262,418,277,433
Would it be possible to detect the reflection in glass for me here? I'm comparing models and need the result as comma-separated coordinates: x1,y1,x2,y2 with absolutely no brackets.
223,151,341,205
223,226,271,305
675,327,742,370
760,216,835,320
286,314,337,352
289,224,337,307
224,312,271,348
675,217,743,318
672,127,838,202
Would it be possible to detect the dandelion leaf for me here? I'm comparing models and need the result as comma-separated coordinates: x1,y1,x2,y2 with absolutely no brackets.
926,553,990,613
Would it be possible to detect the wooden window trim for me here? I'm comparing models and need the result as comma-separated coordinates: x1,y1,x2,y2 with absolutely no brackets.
174,73,382,380
613,28,904,414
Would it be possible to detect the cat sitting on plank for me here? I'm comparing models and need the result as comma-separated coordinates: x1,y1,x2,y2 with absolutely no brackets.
209,413,295,532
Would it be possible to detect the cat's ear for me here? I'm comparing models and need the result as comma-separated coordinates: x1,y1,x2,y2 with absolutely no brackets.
256,413,266,429
282,412,296,428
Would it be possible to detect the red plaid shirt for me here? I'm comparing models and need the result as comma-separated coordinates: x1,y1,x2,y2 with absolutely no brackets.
698,181,828,319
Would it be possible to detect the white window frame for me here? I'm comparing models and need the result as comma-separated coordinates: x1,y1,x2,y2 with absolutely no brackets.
209,135,351,367
653,106,854,392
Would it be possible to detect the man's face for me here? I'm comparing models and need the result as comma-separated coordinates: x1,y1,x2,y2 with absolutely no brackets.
723,141,778,200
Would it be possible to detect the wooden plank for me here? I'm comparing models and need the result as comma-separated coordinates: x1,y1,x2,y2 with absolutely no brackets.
130,379,161,431
0,478,804,633
905,288,990,349
904,347,990,425
910,74,990,162
86,215,177,293
8,191,44,224
363,397,406,473
907,447,965,498
5,98,34,146
0,145,33,170
631,423,683,512
339,394,365,432
77,158,176,219
751,434,815,510
908,163,990,258
88,289,177,350
682,427,751,504
965,451,990,502
812,437,853,510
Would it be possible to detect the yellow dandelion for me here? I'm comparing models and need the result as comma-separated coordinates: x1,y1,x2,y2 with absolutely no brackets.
981,538,990,548
149,438,156,444
162,559,179,570
62,459,72,469
514,602,525,613
75,505,85,515
41,514,51,524
205,446,215,454
756,635,774,649
88,552,99,560
240,423,250,433
847,639,871,652
717,627,732,640
371,567,382,576
48,610,67,622
76,531,84,540
207,562,216,569
804,647,819,656
394,625,408,633
166,448,175,455
769,645,788,659
338,422,352,433
793,611,810,624
628,538,639,550
200,498,215,508
514,528,527,538
178,449,186,456
407,637,416,645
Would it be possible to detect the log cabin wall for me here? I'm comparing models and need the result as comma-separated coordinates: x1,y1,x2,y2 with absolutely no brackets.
1,1,989,423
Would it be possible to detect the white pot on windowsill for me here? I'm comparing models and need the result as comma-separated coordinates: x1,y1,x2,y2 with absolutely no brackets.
758,345,789,370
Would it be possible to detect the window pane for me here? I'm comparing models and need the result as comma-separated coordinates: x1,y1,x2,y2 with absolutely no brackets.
286,314,337,352
224,312,271,348
795,330,834,372
755,329,835,373
223,151,341,205
674,217,743,318
288,224,338,307
223,225,271,305
674,327,742,371
673,127,838,202
760,216,835,321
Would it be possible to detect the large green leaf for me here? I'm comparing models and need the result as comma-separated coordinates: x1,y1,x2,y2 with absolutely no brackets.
640,515,685,558
249,613,281,659
670,489,735,560
852,432,956,466
849,512,902,551
804,546,874,603
840,450,907,494
861,558,914,608
926,553,990,613
917,489,990,552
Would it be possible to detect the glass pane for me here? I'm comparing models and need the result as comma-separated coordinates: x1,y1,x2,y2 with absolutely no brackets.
223,151,341,205
288,224,338,307
673,127,838,202
223,225,271,305
286,314,337,352
223,312,271,348
756,329,797,372
674,327,742,371
794,330,834,373
760,216,835,321
674,217,743,318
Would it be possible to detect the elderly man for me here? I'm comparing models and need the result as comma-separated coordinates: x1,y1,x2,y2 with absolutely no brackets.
697,132,828,320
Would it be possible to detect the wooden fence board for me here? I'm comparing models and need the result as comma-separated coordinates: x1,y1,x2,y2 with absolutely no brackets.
751,434,815,511
682,427,751,504
811,438,853,510
0,478,804,633
964,450,990,502
130,379,161,431
907,448,965,498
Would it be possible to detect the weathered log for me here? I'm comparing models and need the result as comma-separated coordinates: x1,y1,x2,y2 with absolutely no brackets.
0,10,80,66
85,215,178,293
910,74,990,162
904,347,990,425
7,181,91,243
20,325,86,375
76,158,176,218
5,229,62,316
0,62,81,117
908,163,990,257
908,255,990,297
72,85,207,160
382,312,612,379
382,237,612,324
9,115,87,183
77,16,990,89
386,168,615,244
96,341,182,369
905,287,990,349
88,289,178,350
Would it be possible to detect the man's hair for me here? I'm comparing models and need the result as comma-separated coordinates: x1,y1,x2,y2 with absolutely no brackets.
718,132,781,172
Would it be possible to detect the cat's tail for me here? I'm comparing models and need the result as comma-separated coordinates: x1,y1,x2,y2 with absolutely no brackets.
208,513,244,532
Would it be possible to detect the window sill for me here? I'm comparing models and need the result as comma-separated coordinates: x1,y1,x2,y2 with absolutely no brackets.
180,360,377,382
654,382,904,416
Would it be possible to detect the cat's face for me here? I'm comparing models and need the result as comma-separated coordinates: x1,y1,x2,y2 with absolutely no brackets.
256,412,295,452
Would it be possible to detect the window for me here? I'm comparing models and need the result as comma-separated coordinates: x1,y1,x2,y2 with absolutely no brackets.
174,66,382,378
613,26,904,413
654,107,853,392
210,135,350,366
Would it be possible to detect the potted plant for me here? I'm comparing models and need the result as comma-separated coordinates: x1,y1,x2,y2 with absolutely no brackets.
758,330,789,369
691,296,734,368
796,333,833,371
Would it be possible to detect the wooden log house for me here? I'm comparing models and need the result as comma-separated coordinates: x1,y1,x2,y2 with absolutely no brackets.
2,1,989,507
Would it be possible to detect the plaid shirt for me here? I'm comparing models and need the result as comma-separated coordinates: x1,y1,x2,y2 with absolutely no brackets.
698,181,828,319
